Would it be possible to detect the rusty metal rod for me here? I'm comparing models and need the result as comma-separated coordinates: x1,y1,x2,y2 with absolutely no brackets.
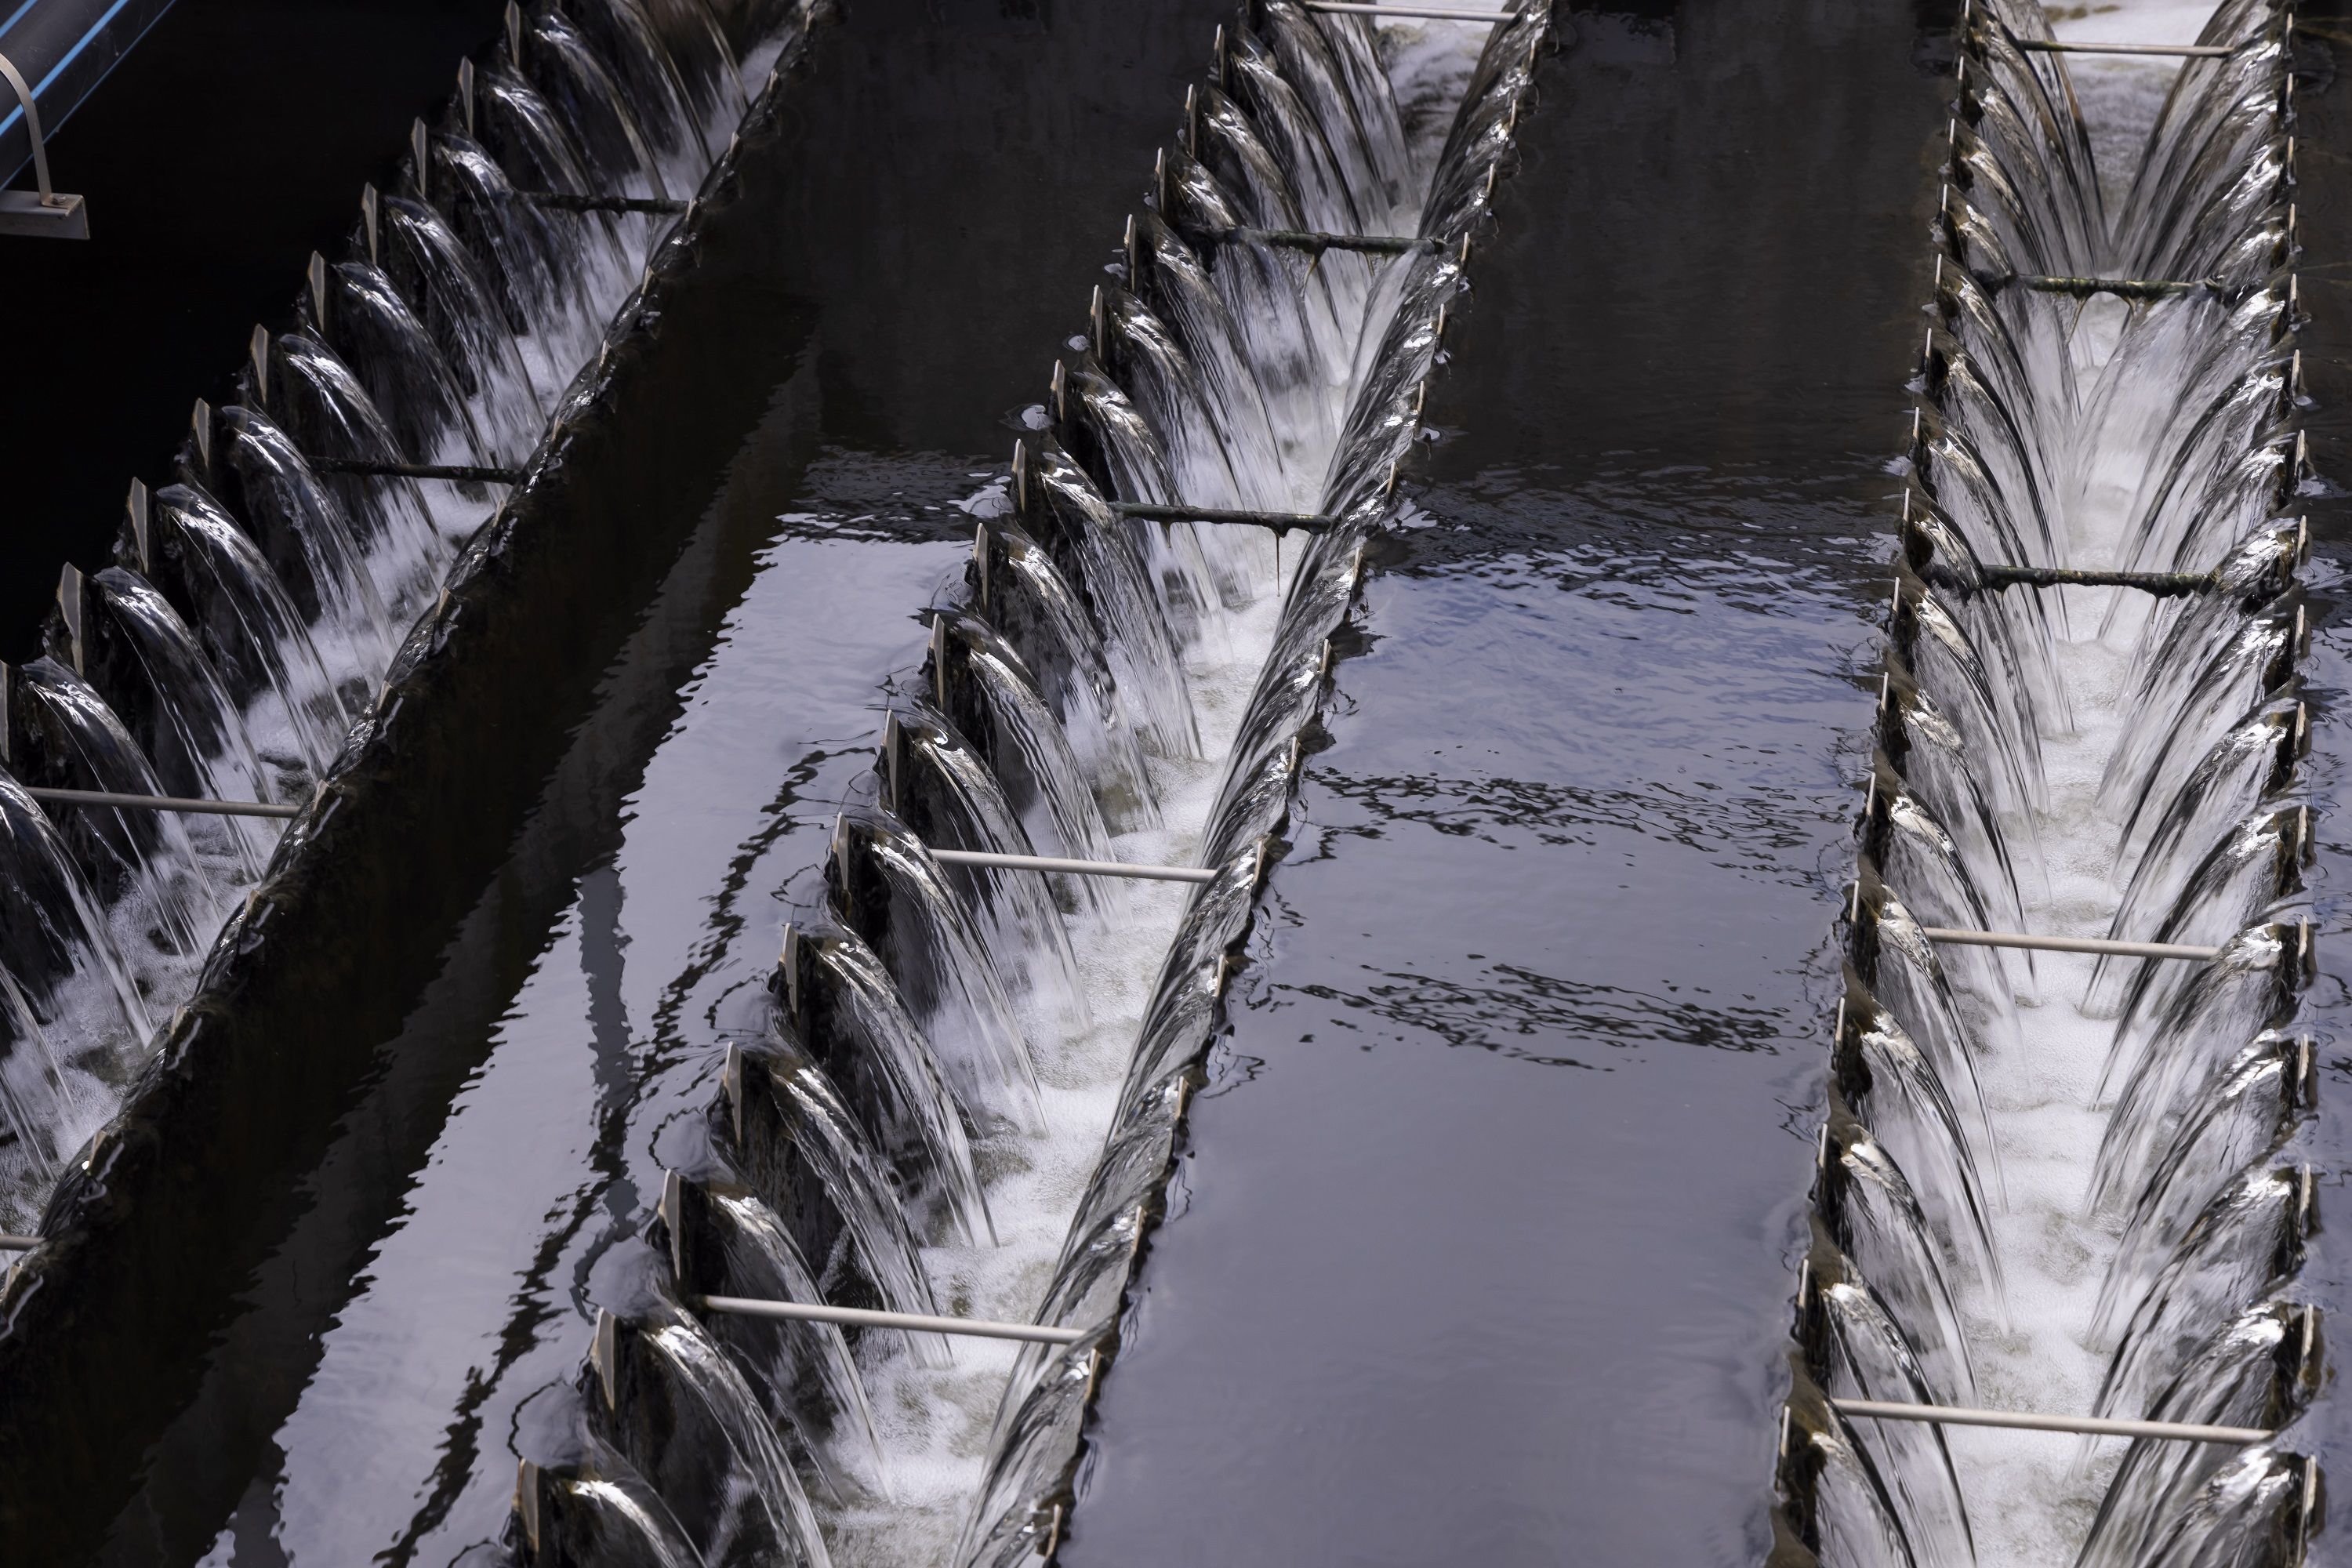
1980,564,2214,595
1302,2,1517,19
1210,226,1435,256
517,191,690,215
304,456,523,484
2011,38,2234,58
2011,274,2212,299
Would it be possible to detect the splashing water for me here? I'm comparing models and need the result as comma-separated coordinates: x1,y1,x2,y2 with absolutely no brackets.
1783,2,2318,1565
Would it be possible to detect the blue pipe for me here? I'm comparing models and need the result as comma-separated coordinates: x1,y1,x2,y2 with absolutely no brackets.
0,0,178,191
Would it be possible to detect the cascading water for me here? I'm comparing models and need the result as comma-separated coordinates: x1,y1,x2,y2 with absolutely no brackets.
0,0,815,1240
1773,2,2322,1565
502,6,1552,1566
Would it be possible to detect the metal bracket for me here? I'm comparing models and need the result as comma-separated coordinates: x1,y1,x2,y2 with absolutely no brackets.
0,52,87,239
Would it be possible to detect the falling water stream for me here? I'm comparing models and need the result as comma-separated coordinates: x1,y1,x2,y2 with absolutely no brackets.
24,2,2321,1564
1783,2,2319,1565
0,0,805,1237
521,9,1553,1566
0,2,1550,1563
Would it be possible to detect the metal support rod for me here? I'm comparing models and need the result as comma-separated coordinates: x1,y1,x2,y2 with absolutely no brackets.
1834,1398,2269,1446
0,53,60,206
304,456,523,484
25,787,301,820
0,51,87,239
930,848,1218,884
1112,502,1336,529
0,1235,36,1252
1980,564,2214,595
1303,1,1515,18
2011,38,2234,58
1921,927,2221,961
2013,274,2210,299
1210,226,1433,256
516,191,690,215
695,1294,1085,1345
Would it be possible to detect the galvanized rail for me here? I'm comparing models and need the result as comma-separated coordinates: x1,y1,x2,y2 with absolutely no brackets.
1919,927,2222,961
930,848,1218,884
695,1294,1085,1346
24,787,300,820
1835,1398,2269,1446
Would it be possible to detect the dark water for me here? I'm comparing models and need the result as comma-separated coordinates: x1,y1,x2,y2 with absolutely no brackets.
20,1,2352,1565
1060,4,1951,1563
0,0,1229,1559
0,0,508,662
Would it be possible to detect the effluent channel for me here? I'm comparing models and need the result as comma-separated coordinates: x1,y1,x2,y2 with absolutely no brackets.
1777,2,2325,1566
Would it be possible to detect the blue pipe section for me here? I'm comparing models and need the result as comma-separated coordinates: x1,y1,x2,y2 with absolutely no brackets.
0,0,178,191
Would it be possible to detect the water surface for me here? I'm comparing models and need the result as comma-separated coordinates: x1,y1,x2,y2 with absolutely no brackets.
1062,4,1951,1560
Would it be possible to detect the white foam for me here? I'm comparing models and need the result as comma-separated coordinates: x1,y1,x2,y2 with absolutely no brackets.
816,564,1294,1568
1939,10,2234,1555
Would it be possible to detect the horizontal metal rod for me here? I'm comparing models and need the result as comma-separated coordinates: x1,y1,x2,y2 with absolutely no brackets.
2011,38,2234,58
25,787,301,820
1980,564,2214,595
516,191,690,215
1920,926,2221,960
929,848,1218,884
0,1235,36,1252
1211,226,1434,256
1111,502,1336,529
303,456,523,484
696,1294,1084,1345
1302,2,1515,18
1835,1398,2269,1446
2012,273,2209,299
